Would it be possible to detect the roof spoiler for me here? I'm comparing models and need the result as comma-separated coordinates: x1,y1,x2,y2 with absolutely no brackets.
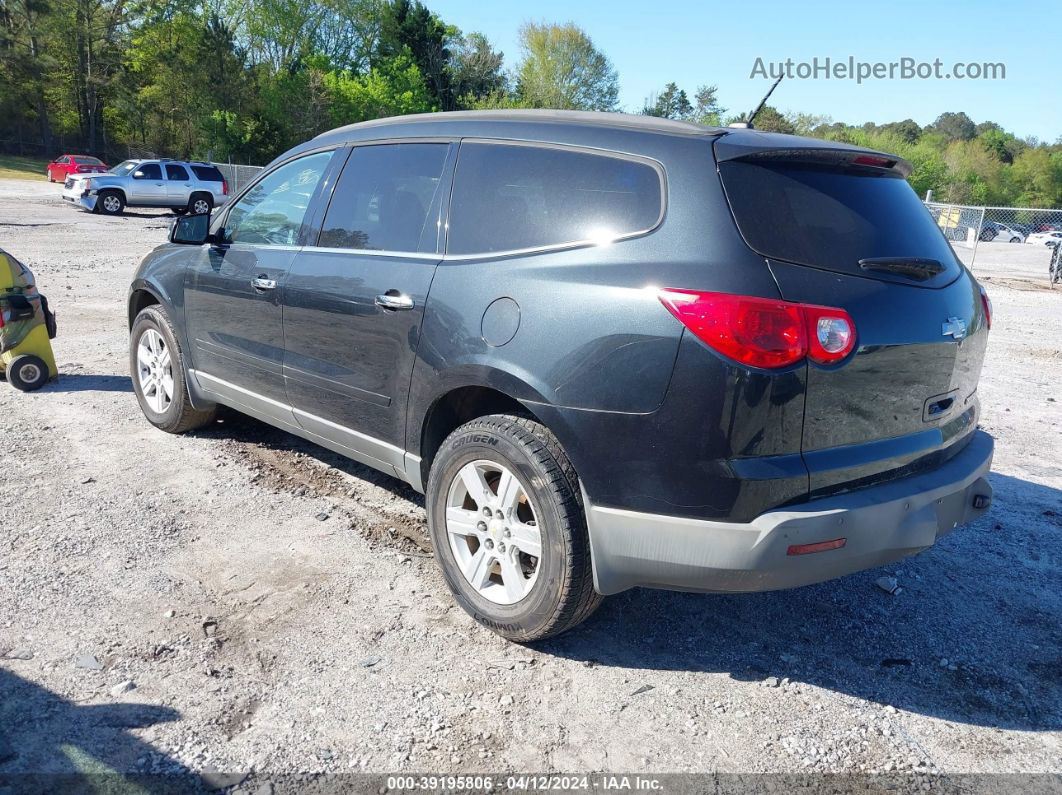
714,138,912,178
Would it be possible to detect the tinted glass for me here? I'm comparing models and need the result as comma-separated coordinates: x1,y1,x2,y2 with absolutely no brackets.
165,164,189,180
191,165,224,182
74,156,103,165
319,144,448,252
56,156,69,163
224,151,331,246
135,163,162,179
719,160,962,279
447,144,662,255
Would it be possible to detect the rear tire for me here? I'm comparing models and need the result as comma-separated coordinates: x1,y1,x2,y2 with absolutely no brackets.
188,193,213,215
97,190,125,215
130,305,216,433
8,354,50,391
427,414,602,642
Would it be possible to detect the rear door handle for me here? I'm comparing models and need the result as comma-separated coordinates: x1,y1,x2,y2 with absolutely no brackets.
252,277,277,291
375,292,414,311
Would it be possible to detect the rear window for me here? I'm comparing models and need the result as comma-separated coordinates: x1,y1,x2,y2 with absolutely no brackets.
73,156,103,165
447,143,663,255
191,165,224,183
719,159,961,280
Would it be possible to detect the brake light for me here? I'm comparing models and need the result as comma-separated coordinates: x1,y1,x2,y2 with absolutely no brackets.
222,178,229,196
979,284,992,330
852,155,894,168
657,289,857,369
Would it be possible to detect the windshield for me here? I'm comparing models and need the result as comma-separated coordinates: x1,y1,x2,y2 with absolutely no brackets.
110,160,139,176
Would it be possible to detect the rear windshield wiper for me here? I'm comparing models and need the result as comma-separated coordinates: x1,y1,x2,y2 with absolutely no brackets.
858,257,946,281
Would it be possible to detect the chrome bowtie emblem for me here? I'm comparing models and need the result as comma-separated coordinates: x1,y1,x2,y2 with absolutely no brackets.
942,317,967,339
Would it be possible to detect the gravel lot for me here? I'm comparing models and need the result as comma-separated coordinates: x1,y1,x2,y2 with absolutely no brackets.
1,178,1060,789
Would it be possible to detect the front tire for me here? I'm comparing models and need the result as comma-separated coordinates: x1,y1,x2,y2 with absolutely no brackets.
97,190,125,215
130,305,216,433
427,414,601,642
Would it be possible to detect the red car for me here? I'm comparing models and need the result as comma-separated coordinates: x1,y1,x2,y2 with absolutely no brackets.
46,154,109,183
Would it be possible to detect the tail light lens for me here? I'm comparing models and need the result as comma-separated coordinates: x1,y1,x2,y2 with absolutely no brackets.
978,284,992,330
658,289,857,369
222,179,229,196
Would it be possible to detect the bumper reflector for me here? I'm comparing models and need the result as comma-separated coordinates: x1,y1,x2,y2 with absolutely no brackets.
787,538,847,556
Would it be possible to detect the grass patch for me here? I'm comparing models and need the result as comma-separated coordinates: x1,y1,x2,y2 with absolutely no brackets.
0,154,49,181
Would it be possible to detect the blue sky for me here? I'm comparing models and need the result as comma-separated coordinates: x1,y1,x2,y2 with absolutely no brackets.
431,0,1060,142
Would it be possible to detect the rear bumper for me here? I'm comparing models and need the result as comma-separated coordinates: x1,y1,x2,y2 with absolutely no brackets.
585,430,994,595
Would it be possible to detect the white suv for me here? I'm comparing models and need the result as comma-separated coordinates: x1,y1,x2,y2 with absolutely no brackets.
62,159,230,216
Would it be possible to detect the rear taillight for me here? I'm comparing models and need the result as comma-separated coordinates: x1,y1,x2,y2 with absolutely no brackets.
979,284,992,330
657,289,857,369
222,179,229,196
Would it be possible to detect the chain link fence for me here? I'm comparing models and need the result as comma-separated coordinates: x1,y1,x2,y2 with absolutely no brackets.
925,200,1062,287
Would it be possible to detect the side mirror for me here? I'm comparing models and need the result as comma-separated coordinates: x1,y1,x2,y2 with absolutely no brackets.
170,213,211,245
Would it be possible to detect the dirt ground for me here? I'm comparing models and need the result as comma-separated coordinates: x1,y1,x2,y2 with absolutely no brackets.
0,178,1060,789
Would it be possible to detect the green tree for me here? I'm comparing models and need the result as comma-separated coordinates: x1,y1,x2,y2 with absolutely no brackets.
928,111,976,142
515,21,618,111
642,82,691,119
450,31,506,106
378,0,452,110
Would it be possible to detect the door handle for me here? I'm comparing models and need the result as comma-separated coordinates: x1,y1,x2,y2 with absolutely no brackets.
252,276,277,291
375,292,414,311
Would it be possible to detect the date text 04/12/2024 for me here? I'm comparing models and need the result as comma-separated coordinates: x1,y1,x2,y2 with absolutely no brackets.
386,775,664,791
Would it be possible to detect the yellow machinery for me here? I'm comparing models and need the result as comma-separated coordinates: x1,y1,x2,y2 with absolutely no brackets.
0,248,57,391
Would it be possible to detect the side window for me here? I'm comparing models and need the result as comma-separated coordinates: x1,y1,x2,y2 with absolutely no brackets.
319,143,448,252
447,143,663,255
224,151,332,246
134,163,162,180
165,164,189,181
56,156,69,164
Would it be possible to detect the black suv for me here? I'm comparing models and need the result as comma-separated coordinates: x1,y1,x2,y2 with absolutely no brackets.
128,110,994,641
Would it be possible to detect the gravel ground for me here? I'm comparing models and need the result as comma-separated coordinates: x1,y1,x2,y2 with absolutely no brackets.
0,179,1060,789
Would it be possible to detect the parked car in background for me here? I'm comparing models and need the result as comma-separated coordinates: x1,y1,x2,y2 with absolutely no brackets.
62,158,228,216
127,110,994,641
46,154,109,182
1027,231,1062,246
978,221,1026,243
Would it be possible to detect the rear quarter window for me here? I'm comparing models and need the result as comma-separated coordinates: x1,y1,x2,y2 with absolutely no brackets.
447,143,663,255
191,165,225,182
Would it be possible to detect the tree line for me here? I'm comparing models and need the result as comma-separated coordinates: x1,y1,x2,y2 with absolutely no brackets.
2,0,1060,208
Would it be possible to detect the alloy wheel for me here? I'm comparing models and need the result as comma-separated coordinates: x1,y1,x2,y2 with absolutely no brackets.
445,460,543,605
136,328,174,414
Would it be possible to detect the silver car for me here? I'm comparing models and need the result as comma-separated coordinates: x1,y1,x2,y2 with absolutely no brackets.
62,159,229,216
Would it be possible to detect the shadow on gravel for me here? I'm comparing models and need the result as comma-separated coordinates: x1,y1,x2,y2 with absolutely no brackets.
41,374,133,393
0,668,210,793
538,472,1062,733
